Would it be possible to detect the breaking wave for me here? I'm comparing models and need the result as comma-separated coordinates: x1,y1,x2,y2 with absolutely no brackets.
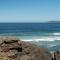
20,36,60,42
0,32,60,42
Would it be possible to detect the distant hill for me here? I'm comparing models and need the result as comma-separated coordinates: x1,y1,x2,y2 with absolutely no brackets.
47,21,60,23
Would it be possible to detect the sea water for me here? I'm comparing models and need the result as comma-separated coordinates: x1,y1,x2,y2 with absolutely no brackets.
0,23,60,51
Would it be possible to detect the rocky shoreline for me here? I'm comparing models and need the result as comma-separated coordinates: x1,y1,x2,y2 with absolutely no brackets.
0,36,60,60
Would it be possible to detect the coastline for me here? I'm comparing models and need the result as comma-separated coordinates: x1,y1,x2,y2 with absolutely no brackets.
0,36,60,60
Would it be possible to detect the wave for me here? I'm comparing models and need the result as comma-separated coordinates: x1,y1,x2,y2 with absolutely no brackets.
20,36,60,42
0,32,60,35
1,32,60,42
44,32,60,36
52,32,60,35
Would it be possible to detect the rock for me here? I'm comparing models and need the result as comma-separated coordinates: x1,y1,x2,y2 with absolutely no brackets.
20,55,32,60
0,52,8,60
0,39,3,45
6,50,18,58
0,36,52,60
53,51,60,60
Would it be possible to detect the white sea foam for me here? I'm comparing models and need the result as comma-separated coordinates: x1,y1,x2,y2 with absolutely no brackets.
20,36,60,42
53,32,60,35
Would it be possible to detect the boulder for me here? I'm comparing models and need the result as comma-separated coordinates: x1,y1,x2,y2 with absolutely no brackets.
0,36,52,60
53,51,60,60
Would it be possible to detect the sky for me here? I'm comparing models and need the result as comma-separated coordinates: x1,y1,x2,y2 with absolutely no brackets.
0,0,60,22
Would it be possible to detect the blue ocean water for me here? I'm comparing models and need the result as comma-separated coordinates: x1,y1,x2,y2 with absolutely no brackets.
0,23,60,51
0,23,60,34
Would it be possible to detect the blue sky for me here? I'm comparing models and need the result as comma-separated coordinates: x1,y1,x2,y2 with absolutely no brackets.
0,0,60,22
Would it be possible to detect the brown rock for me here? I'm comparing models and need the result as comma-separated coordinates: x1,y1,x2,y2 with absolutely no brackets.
0,36,52,60
7,50,18,58
54,51,60,60
20,55,32,60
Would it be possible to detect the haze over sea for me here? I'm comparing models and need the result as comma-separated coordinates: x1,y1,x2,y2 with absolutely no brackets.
0,23,60,51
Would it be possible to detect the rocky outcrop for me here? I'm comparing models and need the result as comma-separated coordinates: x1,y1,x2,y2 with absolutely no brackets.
0,36,52,60
53,51,60,60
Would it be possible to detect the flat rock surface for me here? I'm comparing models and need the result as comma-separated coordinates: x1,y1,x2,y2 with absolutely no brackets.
0,36,52,60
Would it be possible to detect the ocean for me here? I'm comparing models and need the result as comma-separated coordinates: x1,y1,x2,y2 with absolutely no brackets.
0,23,60,51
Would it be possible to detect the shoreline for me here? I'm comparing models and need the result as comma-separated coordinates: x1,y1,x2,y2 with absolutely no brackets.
0,36,60,60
